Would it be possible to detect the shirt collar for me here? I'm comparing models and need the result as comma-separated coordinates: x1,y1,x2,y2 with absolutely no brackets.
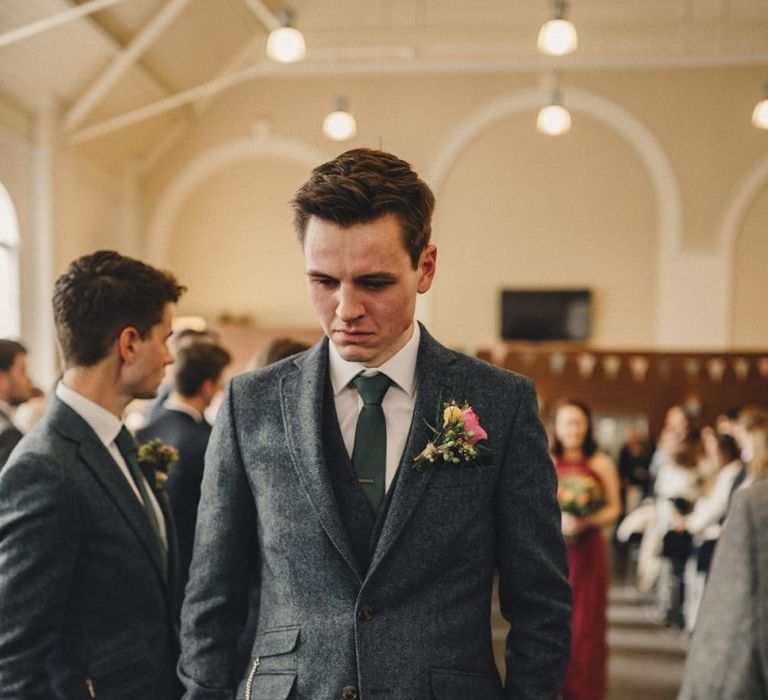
0,399,12,419
56,381,124,447
329,322,420,397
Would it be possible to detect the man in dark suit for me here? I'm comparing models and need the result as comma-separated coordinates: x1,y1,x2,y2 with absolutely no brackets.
179,149,572,699
0,339,33,469
0,250,186,699
138,339,231,604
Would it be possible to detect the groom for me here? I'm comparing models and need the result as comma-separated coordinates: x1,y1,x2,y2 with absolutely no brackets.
179,149,571,699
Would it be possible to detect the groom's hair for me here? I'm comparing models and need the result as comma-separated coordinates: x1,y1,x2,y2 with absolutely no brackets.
292,148,435,268
53,250,186,368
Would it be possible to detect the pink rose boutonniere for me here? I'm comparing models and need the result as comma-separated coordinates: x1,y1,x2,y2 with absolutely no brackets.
413,399,491,472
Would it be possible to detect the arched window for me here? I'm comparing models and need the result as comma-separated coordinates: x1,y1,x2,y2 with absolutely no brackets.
0,182,21,339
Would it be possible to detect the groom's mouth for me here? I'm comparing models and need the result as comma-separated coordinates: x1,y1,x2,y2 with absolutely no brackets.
334,330,373,343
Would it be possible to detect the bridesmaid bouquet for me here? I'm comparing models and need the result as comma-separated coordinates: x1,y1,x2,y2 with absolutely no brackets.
558,474,605,542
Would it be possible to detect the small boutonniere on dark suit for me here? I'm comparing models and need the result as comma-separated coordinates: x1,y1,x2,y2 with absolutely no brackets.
412,399,491,472
138,438,179,491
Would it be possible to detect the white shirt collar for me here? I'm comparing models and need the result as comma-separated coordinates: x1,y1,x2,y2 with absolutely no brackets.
56,381,123,447
164,394,204,423
0,398,12,419
329,322,420,397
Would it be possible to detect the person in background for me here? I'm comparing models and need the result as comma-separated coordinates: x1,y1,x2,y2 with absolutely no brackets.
145,328,220,424
676,433,742,630
617,426,652,514
678,428,768,699
0,339,33,470
137,339,232,610
648,404,696,494
0,250,185,699
248,336,312,371
552,399,621,700
728,404,768,497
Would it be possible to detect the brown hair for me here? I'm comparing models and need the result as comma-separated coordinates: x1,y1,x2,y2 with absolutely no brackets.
550,398,598,460
0,339,26,373
174,341,231,397
53,250,185,368
292,148,435,268
251,337,310,370
748,427,768,480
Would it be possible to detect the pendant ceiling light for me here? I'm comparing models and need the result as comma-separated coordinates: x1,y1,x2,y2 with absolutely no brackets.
266,7,306,63
538,0,578,57
752,83,768,129
323,97,357,141
537,89,571,136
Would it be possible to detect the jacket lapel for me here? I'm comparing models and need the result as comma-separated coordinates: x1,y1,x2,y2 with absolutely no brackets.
280,339,363,582
49,397,170,592
367,325,461,578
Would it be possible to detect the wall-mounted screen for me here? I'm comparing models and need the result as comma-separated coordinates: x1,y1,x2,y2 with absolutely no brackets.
501,289,591,341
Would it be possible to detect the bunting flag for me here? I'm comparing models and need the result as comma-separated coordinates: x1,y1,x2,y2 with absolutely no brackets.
706,358,726,383
684,359,701,380
758,357,768,379
733,357,750,381
549,351,566,375
577,352,596,378
629,356,650,382
602,355,621,379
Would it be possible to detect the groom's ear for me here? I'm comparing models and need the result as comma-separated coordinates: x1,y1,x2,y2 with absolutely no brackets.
117,326,142,365
417,245,437,294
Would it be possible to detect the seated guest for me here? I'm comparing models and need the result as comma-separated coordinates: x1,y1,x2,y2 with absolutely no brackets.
728,404,768,497
678,432,768,699
0,339,34,470
138,339,232,606
0,250,185,698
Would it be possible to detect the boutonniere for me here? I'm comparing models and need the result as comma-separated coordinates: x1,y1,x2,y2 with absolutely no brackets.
413,400,490,472
138,438,179,491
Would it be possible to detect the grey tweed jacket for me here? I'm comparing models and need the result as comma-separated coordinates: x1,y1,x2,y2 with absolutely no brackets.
0,396,182,699
678,477,768,699
179,326,571,700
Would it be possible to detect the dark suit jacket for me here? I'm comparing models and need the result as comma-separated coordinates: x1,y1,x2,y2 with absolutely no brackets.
679,477,768,699
0,409,22,471
179,327,571,700
0,396,183,699
138,406,212,603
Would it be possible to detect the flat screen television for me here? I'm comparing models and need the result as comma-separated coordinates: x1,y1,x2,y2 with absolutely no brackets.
501,289,591,342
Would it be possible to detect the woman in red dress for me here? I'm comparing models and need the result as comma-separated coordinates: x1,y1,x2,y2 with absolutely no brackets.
552,400,622,700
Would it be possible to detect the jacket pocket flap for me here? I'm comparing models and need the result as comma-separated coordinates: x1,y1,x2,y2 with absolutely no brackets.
249,672,296,700
430,668,502,699
89,645,150,677
253,626,300,657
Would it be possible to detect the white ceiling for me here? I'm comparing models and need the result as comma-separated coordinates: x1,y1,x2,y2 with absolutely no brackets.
1,0,767,167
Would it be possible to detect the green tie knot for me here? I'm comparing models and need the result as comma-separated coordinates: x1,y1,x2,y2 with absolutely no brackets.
353,373,391,405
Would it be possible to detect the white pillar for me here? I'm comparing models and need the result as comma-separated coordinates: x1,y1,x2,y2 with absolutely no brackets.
25,103,58,388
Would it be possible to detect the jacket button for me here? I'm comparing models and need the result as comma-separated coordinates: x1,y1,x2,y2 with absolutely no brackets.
342,685,358,699
357,606,374,621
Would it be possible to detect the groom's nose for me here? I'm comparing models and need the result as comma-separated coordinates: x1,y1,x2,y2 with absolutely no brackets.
336,283,365,323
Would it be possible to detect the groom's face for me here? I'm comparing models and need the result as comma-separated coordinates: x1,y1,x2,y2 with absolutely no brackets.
304,213,436,367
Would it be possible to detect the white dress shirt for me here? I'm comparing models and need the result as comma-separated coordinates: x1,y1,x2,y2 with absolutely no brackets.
56,382,167,544
329,322,420,492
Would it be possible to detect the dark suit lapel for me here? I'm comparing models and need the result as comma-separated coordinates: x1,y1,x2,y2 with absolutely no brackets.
49,397,170,591
367,325,461,578
280,339,363,582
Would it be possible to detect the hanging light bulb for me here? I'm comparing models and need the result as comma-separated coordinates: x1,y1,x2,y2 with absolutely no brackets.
752,83,768,129
537,0,578,57
537,89,571,136
323,97,357,141
266,7,306,63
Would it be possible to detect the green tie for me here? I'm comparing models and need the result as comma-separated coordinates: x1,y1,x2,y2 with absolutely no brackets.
351,373,392,514
115,426,168,578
